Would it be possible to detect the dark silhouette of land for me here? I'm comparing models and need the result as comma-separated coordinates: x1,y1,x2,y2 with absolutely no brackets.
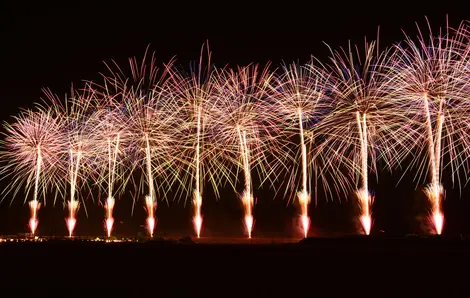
1,236,468,296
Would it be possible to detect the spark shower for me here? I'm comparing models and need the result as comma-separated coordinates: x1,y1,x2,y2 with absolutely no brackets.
2,19,470,238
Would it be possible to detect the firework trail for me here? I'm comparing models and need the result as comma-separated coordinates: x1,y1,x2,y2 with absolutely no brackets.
30,139,42,235
65,101,88,237
193,105,203,237
235,126,253,237
385,20,470,234
144,131,156,236
356,111,371,234
313,40,405,235
165,43,221,238
297,111,310,237
66,109,83,236
266,62,329,238
106,130,120,237
105,132,120,237
1,108,66,235
213,64,274,238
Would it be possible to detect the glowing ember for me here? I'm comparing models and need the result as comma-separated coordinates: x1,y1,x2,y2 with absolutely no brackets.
300,215,310,238
66,218,77,237
193,215,202,238
105,218,114,237
29,218,38,236
356,188,373,235
298,190,310,238
433,211,444,235
66,200,79,237
244,215,254,239
360,215,372,236
105,197,115,237
241,190,254,238
146,217,156,238
28,199,40,236
145,195,156,237
424,184,444,235
193,192,203,238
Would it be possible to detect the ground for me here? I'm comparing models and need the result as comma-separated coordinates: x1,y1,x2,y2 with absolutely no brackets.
0,236,468,296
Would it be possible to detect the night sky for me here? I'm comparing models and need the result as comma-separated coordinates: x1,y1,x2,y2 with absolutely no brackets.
0,2,469,237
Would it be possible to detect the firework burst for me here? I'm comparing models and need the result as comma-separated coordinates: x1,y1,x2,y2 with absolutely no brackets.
165,43,221,238
1,108,66,235
313,40,407,235
266,62,329,238
96,49,179,237
213,64,274,238
42,87,101,237
385,20,470,234
85,101,131,237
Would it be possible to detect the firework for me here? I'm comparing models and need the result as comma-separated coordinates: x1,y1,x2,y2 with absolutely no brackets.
212,64,274,238
266,62,328,238
312,40,407,235
2,19,470,239
96,49,179,237
1,108,66,235
84,97,131,237
165,43,223,238
385,20,470,234
44,88,100,237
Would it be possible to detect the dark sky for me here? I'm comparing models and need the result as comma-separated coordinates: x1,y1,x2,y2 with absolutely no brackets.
0,2,469,238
